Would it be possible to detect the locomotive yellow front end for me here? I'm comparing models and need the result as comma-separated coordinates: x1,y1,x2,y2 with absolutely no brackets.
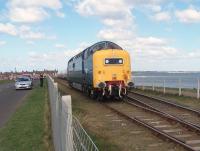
93,49,132,98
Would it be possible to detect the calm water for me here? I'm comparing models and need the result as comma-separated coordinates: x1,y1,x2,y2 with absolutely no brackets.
132,71,200,89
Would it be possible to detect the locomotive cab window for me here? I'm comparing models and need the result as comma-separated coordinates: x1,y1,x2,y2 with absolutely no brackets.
105,58,123,64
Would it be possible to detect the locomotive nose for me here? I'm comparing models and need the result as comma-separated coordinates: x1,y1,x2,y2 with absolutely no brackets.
112,74,117,80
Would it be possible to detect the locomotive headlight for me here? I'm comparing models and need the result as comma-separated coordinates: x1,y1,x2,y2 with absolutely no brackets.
118,59,123,64
128,82,134,87
105,59,109,64
98,82,106,88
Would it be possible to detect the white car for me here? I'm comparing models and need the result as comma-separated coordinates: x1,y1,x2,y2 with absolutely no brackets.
15,77,32,90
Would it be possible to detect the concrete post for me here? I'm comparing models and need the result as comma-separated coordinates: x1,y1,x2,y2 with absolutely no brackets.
197,79,200,99
142,79,145,90
163,80,166,94
62,95,73,151
152,81,155,91
179,78,182,96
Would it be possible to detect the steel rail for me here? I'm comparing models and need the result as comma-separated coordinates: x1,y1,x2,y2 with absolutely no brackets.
103,104,195,151
126,95,200,131
129,91,200,115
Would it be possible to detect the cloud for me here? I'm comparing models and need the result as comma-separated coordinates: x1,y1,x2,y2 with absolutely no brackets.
18,25,47,40
175,8,200,23
76,0,129,17
75,0,180,66
56,11,65,18
76,0,136,45
7,0,63,23
9,0,62,10
152,11,171,21
0,41,6,46
55,43,66,48
143,4,162,12
0,23,54,40
98,28,135,41
132,37,178,58
26,48,82,70
11,42,89,71
0,23,17,35
9,7,49,23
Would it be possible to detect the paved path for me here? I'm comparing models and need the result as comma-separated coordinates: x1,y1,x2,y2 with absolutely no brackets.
0,81,37,128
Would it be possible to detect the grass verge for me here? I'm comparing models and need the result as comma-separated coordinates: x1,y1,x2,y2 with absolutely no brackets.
0,80,13,85
0,80,53,151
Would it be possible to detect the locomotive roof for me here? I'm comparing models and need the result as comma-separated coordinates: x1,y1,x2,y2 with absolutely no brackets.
68,41,123,63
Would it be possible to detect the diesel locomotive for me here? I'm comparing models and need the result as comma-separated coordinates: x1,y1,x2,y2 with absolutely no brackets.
67,41,133,100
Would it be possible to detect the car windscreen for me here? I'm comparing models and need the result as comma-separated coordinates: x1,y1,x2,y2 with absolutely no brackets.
16,78,30,82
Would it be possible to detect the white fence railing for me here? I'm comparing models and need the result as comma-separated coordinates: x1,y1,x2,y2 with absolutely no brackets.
133,76,200,99
47,76,99,151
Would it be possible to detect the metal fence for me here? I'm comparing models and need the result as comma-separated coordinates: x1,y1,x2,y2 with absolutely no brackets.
47,75,99,151
133,76,200,99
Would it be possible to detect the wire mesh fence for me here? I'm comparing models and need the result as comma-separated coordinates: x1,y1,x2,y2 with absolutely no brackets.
47,75,99,151
72,116,99,151
133,76,200,99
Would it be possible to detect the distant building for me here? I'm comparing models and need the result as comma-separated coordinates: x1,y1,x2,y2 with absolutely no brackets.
0,70,58,80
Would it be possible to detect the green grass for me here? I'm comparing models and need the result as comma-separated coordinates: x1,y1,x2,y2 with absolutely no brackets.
83,127,120,151
0,80,53,151
0,80,12,84
57,81,120,151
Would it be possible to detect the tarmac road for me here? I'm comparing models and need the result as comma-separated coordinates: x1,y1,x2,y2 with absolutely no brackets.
0,81,37,128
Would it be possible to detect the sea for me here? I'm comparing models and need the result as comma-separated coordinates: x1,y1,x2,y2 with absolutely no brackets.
132,71,200,89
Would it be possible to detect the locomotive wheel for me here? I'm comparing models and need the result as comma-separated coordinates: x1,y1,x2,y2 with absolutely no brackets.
89,89,97,99
97,95,103,101
97,91,104,101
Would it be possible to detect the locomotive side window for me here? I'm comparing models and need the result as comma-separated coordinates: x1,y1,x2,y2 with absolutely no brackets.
105,58,123,64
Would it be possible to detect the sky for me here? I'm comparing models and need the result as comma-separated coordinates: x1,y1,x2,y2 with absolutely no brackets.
0,0,200,72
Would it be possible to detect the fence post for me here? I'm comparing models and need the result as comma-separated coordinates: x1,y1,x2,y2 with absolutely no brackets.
142,79,145,90
179,78,182,96
163,80,166,94
152,80,155,91
197,79,200,99
62,95,73,151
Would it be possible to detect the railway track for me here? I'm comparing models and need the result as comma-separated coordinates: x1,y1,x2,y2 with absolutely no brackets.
128,91,200,129
56,78,200,151
104,100,200,151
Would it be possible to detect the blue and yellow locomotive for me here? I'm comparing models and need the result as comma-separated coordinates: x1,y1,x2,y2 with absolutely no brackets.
67,41,133,100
